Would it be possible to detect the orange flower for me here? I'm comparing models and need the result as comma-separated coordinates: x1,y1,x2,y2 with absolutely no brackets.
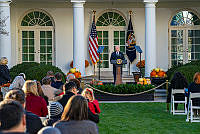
136,60,145,68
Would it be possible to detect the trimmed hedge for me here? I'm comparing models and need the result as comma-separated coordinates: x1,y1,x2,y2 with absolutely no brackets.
10,62,40,80
10,63,65,82
167,60,200,83
92,84,155,94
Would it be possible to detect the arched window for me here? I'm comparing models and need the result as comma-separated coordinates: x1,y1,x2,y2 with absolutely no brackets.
96,12,126,26
169,10,200,67
170,11,200,26
19,10,55,65
96,11,127,71
21,11,53,26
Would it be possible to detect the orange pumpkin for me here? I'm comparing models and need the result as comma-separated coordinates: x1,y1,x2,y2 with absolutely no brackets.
150,70,157,77
74,72,80,78
158,71,165,77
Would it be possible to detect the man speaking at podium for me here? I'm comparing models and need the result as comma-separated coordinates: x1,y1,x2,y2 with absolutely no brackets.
110,46,125,84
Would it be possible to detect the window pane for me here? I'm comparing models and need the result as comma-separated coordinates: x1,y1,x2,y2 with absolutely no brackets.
47,47,52,53
195,38,200,44
195,30,200,37
103,46,108,53
97,31,102,38
22,31,28,38
29,39,34,46
29,31,34,38
22,39,28,46
120,39,125,45
40,39,46,46
103,61,109,68
22,54,28,61
47,31,52,38
47,39,52,46
195,53,200,59
103,39,108,45
120,46,125,53
103,31,108,38
29,47,34,53
171,30,177,37
29,54,34,61
171,46,177,52
171,38,177,44
22,47,28,53
98,39,102,45
103,54,108,60
114,31,119,38
40,46,46,53
195,45,200,52
171,53,177,59
47,62,52,65
47,54,52,61
40,31,45,38
120,31,125,38
114,39,119,45
40,54,46,61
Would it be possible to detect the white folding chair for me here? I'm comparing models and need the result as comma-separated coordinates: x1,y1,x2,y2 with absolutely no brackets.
171,89,187,115
186,93,200,122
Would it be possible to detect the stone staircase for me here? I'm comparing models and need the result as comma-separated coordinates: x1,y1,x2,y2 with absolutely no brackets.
154,89,167,102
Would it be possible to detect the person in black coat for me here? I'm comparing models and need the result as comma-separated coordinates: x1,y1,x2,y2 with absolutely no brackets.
166,72,188,110
110,46,125,84
58,82,78,108
188,72,200,107
0,57,11,85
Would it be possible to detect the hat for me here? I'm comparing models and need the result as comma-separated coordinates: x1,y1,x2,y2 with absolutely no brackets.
48,102,63,118
38,126,61,134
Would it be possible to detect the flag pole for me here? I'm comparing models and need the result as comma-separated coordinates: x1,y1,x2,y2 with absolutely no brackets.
128,10,132,76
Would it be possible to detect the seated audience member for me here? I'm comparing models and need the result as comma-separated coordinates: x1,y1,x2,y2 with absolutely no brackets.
38,126,61,134
23,80,48,117
9,74,26,90
188,72,200,115
43,101,63,126
66,73,75,82
166,72,188,111
82,88,101,115
46,71,55,84
36,81,49,105
41,77,62,101
69,78,83,94
58,82,78,108
54,95,98,134
0,100,26,133
5,90,43,134
51,72,64,90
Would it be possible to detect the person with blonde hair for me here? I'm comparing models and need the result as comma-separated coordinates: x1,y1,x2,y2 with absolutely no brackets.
54,95,98,134
82,88,101,115
23,80,48,117
188,72,200,115
0,57,11,98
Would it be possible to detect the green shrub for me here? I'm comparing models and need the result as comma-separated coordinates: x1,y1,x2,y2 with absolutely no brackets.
10,63,65,82
91,84,155,94
10,62,40,80
167,60,200,83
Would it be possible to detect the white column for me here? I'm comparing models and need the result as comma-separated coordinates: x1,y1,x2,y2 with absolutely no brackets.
144,0,157,77
0,0,11,67
72,0,85,76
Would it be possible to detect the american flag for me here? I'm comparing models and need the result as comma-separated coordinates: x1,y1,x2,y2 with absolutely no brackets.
89,16,99,64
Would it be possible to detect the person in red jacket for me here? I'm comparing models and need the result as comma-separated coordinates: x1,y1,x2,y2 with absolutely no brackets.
82,88,100,115
23,80,48,117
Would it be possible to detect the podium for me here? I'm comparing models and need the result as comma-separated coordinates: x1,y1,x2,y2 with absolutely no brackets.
111,59,127,85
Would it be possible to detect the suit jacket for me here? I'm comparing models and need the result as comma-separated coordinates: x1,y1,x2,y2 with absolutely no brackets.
110,51,125,62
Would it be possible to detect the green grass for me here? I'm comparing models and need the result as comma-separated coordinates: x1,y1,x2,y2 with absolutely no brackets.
98,103,200,134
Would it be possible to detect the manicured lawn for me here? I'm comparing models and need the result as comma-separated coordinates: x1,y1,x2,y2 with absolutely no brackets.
98,103,200,134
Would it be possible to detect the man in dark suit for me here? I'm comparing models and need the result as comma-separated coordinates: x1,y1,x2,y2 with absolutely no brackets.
110,46,125,84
